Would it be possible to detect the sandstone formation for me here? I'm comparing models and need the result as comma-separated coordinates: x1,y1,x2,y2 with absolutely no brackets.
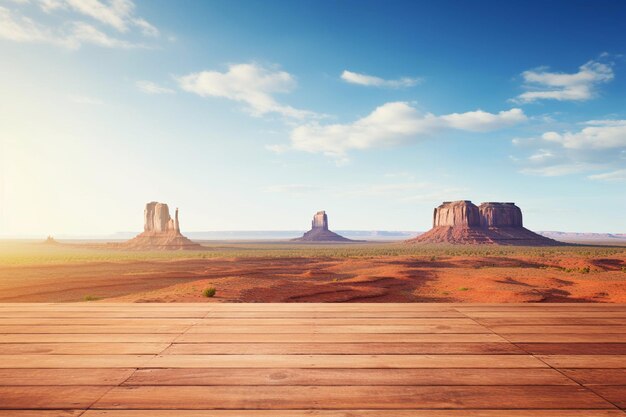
408,200,561,246
123,202,201,250
292,211,354,242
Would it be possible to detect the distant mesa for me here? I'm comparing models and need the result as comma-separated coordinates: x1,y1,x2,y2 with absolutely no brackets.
123,202,202,250
43,235,58,245
407,200,561,246
292,211,355,242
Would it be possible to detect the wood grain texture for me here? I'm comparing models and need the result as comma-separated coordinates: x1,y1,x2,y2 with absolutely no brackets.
124,368,575,386
92,385,612,409
0,302,624,414
80,411,626,417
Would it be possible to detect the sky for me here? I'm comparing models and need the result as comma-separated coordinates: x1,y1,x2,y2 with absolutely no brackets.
1,0,625,236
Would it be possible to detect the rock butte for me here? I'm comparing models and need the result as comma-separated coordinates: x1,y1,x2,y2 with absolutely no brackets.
123,202,201,250
408,200,561,246
292,210,354,242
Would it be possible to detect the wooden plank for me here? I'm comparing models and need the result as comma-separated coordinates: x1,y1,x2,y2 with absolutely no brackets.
586,386,626,409
0,386,110,409
517,344,626,355
0,318,200,325
207,311,466,318
0,412,82,417
80,411,626,417
561,369,626,385
194,318,479,326
177,333,507,343
465,312,626,318
0,354,155,368
0,325,189,334
92,386,613,409
0,368,135,385
477,318,626,326
0,334,178,343
501,334,626,343
124,368,575,386
186,324,490,334
0,311,208,318
146,354,547,368
488,326,626,334
0,342,169,354
538,355,626,368
163,342,524,355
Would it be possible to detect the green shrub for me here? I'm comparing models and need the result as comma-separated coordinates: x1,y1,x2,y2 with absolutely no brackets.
202,287,216,297
83,295,99,301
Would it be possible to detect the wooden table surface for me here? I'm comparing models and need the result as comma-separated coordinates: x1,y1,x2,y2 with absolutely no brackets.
0,302,624,416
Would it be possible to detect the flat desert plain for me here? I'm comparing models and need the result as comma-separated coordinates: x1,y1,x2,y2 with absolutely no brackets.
1,240,625,303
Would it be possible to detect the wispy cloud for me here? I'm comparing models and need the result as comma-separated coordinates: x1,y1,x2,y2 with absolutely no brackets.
512,59,613,103
136,80,174,94
281,102,526,160
588,169,626,182
177,63,321,120
341,70,421,88
0,0,157,49
515,119,626,178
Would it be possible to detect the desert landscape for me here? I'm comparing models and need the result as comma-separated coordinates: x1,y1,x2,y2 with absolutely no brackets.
1,1,625,414
1,239,625,303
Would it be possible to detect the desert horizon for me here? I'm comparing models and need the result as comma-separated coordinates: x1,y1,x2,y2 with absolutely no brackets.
0,0,625,414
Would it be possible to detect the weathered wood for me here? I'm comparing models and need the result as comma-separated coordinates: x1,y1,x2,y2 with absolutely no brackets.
517,344,626,355
125,368,575,386
146,354,547,368
186,324,490,334
92,385,612,409
0,302,623,414
0,343,169,354
0,386,110,409
538,355,626,368
163,342,524,355
561,369,626,385
0,354,155,368
0,368,136,385
177,333,506,343
79,411,626,417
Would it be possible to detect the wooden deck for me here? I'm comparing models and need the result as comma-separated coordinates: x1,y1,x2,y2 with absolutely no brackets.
0,303,625,416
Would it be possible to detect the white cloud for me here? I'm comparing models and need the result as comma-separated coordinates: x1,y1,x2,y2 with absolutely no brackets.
541,120,626,150
177,63,321,119
288,102,526,158
516,119,626,177
136,80,174,94
0,0,156,49
440,108,526,132
69,21,134,48
341,70,421,88
513,60,613,103
588,169,626,182
39,0,158,35
520,163,601,177
528,149,554,162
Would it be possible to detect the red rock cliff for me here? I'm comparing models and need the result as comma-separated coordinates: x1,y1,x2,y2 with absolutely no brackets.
433,201,481,227
479,202,523,227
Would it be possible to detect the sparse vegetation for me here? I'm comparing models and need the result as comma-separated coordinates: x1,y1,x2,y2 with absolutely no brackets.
1,240,624,266
83,295,99,301
202,287,216,297
458,287,469,291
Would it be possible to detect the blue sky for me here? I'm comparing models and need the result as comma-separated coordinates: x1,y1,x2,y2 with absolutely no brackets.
1,0,625,236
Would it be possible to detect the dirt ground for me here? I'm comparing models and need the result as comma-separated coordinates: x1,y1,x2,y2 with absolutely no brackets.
1,253,625,303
